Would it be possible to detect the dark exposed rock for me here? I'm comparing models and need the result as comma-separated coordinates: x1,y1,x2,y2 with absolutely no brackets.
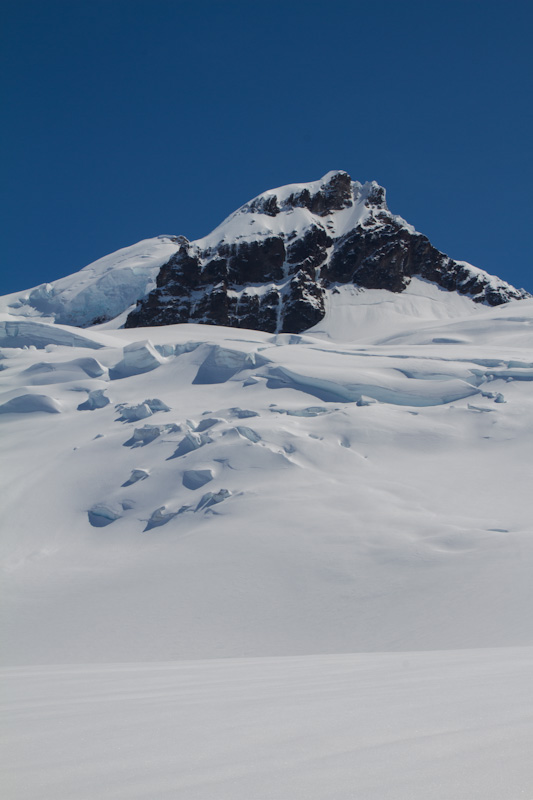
282,271,325,333
191,284,234,327
201,257,228,284
157,247,200,291
325,224,414,292
125,171,529,333
286,226,332,273
221,237,285,284
245,194,280,217
284,171,353,216
363,183,387,208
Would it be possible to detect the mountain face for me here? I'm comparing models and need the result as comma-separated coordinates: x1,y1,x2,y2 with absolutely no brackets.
125,171,528,333
3,178,533,800
1,170,528,333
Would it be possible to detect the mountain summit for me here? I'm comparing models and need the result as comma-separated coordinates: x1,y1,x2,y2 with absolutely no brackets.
1,171,528,333
125,170,528,333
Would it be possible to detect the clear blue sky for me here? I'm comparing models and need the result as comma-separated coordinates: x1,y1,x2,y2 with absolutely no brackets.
1,0,532,295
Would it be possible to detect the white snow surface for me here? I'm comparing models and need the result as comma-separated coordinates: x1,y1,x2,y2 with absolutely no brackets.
2,289,533,659
2,279,533,798
3,648,533,800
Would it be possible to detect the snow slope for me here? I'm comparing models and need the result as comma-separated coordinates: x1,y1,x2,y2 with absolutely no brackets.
2,287,533,664
3,648,533,800
2,279,533,798
0,236,181,327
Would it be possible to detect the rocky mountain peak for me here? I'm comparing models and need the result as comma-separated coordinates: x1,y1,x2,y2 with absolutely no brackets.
240,172,386,221
125,172,529,333
359,180,387,209
282,170,354,216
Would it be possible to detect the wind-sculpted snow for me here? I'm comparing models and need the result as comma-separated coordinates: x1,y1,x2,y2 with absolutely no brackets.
227,407,260,419
143,488,232,531
0,392,62,414
168,430,213,458
233,425,262,443
144,505,181,531
122,468,150,487
109,339,167,378
192,416,222,431
264,364,480,406
196,488,232,511
0,316,107,349
192,344,267,384
77,389,110,411
1,294,533,668
23,357,107,383
115,398,171,421
88,503,122,528
123,422,181,447
182,468,214,490
271,405,333,417
485,364,533,380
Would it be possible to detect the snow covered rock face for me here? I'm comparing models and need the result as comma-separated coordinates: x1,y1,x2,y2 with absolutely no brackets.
125,171,528,333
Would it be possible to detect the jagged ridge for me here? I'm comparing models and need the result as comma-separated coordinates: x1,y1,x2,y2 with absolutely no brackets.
125,171,528,333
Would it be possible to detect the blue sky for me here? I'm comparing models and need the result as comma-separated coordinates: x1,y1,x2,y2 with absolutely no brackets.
1,0,532,295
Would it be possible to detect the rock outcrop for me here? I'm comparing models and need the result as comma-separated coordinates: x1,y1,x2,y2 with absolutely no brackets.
125,171,529,333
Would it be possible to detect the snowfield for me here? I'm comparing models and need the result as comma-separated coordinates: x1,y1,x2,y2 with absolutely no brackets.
3,648,533,800
1,278,533,798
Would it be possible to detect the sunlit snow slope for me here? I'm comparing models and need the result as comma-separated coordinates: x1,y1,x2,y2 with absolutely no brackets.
1,281,533,665
0,235,181,327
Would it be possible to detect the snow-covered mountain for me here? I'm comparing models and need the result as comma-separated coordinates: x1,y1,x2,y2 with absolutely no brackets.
2,176,533,800
126,171,529,332
1,170,533,666
1,171,528,334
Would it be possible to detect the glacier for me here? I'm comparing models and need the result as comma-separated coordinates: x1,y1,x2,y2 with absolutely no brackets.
1,186,533,799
